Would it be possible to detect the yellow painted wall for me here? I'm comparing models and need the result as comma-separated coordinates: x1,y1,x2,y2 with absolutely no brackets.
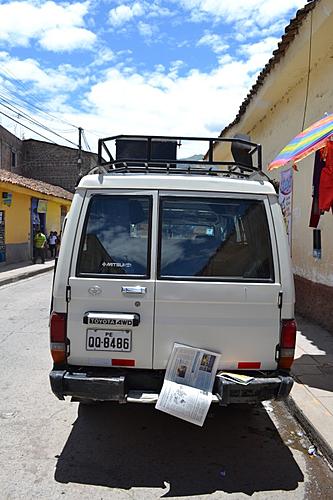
46,201,61,235
0,188,30,244
214,0,333,287
0,180,71,262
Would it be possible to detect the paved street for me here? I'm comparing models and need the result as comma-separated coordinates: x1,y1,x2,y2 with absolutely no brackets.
0,273,332,499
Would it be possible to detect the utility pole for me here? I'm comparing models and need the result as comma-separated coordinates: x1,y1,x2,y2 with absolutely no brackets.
78,127,83,177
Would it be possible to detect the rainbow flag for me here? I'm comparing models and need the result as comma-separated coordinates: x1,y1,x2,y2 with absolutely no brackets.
268,113,333,171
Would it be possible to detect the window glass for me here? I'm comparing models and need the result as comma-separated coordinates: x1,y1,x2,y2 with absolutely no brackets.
77,195,151,276
159,197,274,280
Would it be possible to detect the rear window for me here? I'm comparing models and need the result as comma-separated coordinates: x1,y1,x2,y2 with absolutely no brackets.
77,195,151,277
159,197,274,281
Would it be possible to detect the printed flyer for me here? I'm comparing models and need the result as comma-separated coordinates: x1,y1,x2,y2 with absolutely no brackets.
156,343,220,426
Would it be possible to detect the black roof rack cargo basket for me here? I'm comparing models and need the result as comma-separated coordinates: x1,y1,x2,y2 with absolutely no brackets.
96,134,263,178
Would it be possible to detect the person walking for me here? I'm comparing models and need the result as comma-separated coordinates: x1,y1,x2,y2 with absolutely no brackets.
55,230,61,257
48,231,57,258
33,229,47,264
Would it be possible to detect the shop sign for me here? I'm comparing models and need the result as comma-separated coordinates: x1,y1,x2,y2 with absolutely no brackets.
37,200,48,213
2,192,12,207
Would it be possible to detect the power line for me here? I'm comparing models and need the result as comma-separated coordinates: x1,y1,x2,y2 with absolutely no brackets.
0,98,78,147
301,9,313,130
0,89,77,134
0,109,60,145
0,65,78,129
0,66,93,152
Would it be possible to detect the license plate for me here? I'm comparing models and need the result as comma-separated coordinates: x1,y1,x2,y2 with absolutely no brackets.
86,329,132,352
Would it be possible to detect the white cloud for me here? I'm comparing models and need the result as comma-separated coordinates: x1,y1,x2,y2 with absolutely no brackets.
178,0,307,26
138,22,155,38
0,56,82,92
78,60,253,150
0,0,307,156
0,1,94,51
90,47,115,67
40,27,96,52
109,2,144,26
197,32,229,54
240,36,280,73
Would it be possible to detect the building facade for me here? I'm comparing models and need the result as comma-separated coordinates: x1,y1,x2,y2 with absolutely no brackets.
0,170,72,265
0,125,97,193
0,125,23,173
212,0,333,330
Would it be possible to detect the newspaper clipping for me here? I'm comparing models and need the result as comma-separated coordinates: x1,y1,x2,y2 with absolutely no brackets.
156,343,220,426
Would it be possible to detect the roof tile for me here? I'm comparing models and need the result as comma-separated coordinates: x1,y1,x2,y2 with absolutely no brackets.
0,169,73,201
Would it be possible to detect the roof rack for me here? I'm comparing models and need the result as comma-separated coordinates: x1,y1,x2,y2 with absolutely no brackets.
95,134,262,178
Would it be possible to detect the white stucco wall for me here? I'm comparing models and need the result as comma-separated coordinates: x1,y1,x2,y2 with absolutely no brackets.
214,0,333,287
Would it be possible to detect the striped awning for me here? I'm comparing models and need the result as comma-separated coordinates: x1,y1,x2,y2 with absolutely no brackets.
268,113,333,171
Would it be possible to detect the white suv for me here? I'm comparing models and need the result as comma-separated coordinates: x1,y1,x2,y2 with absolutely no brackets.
49,135,295,406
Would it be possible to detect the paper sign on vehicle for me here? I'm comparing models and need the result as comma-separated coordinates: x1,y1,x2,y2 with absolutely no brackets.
156,343,220,426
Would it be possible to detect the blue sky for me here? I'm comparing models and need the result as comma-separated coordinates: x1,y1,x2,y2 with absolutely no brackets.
0,0,307,155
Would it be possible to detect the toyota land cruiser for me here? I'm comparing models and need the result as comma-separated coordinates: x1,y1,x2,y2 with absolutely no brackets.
49,135,295,406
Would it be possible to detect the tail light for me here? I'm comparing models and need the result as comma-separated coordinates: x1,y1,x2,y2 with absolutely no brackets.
50,312,67,364
278,319,297,369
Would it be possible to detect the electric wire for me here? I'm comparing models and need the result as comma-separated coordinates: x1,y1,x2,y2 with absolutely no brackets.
0,87,78,132
0,109,59,144
0,65,78,129
301,8,313,130
0,99,78,147
0,66,94,151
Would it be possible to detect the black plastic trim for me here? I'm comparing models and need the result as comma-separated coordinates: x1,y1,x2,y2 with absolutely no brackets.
214,373,293,405
50,368,293,405
50,369,126,401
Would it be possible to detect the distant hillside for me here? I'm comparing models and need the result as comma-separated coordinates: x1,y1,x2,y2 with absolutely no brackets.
180,154,204,161
177,154,204,168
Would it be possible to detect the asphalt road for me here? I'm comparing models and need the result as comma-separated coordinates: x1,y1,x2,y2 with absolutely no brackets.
0,273,332,499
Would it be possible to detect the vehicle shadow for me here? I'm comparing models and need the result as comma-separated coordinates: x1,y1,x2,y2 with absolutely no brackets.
55,403,304,497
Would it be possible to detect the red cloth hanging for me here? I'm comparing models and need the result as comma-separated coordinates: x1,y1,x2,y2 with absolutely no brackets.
319,141,333,212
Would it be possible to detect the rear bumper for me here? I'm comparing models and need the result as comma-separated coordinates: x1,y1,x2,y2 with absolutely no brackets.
50,370,126,401
50,368,293,404
214,373,293,405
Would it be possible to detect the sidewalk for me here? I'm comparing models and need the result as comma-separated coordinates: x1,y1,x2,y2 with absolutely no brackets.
288,316,333,466
0,262,332,464
0,259,54,287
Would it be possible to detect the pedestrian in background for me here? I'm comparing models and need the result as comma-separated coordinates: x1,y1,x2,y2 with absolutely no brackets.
56,231,61,257
33,229,46,264
48,231,57,258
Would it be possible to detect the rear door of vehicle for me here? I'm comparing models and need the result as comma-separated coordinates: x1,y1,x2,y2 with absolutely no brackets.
67,190,157,369
153,192,281,370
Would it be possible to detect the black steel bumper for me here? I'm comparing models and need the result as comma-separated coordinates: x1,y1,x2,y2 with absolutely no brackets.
50,370,126,402
214,374,294,405
50,368,293,404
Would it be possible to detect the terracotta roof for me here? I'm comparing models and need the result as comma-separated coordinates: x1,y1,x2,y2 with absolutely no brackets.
219,0,318,137
0,169,73,201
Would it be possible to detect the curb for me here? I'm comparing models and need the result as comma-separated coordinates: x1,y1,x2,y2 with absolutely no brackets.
0,265,54,287
285,395,333,468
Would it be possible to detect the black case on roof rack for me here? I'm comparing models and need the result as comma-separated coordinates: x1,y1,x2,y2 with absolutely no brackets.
95,134,263,178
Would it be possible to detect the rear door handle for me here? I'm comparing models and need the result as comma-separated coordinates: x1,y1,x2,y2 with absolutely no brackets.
121,286,147,295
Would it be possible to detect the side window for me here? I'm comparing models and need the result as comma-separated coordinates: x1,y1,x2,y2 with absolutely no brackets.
77,195,151,277
159,197,274,281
